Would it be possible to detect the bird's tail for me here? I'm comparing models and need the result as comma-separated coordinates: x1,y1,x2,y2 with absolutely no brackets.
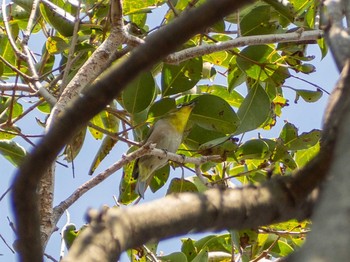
132,159,147,198
135,179,147,198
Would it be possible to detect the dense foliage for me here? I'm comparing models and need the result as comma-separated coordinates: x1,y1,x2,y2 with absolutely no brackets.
0,0,330,261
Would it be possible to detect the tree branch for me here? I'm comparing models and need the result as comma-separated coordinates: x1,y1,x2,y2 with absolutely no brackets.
62,176,315,262
11,0,253,261
165,30,323,64
323,0,350,71
288,60,350,262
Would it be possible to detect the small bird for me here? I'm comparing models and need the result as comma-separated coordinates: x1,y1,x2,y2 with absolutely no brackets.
132,102,196,198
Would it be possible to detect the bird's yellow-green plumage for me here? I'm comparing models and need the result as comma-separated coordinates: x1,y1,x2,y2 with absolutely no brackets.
132,103,195,198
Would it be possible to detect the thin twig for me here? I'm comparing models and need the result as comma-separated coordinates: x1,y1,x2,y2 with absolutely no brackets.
22,0,40,45
0,187,11,202
0,234,15,254
165,30,323,64
52,144,221,224
60,0,82,92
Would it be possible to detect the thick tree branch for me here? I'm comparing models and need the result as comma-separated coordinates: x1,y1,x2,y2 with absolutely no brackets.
288,60,350,262
62,176,315,262
11,0,253,261
323,0,350,71
47,0,143,129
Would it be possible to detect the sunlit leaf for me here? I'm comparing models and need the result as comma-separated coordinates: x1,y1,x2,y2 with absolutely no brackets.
122,71,156,114
158,252,188,262
0,140,27,167
317,38,328,59
191,94,240,134
294,89,323,103
123,0,166,15
235,85,270,134
46,36,69,55
198,85,244,108
228,63,246,92
39,2,75,37
181,238,197,261
237,45,281,81
88,136,118,175
149,164,170,193
236,139,272,160
192,247,209,262
295,142,320,167
185,124,226,150
167,178,198,194
279,122,298,144
240,5,280,36
119,158,138,205
286,129,321,150
162,57,202,96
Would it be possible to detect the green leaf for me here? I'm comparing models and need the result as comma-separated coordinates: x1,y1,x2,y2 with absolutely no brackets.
39,2,75,37
123,0,166,15
263,0,295,22
280,151,298,170
167,178,198,194
88,136,118,175
235,85,270,134
119,158,139,204
236,139,272,160
89,108,119,140
186,176,210,192
286,129,321,150
0,35,19,76
149,164,170,193
181,238,197,261
228,63,246,92
162,57,202,96
203,51,230,67
158,252,188,262
0,99,23,124
192,247,209,262
0,126,19,140
294,89,323,103
148,98,177,120
279,122,298,144
191,94,240,134
198,85,244,108
317,38,328,59
199,234,232,253
46,36,69,55
240,5,280,36
0,140,27,167
198,136,238,159
295,142,320,167
122,71,156,114
185,124,226,150
237,45,281,81
270,239,294,257
12,0,34,12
